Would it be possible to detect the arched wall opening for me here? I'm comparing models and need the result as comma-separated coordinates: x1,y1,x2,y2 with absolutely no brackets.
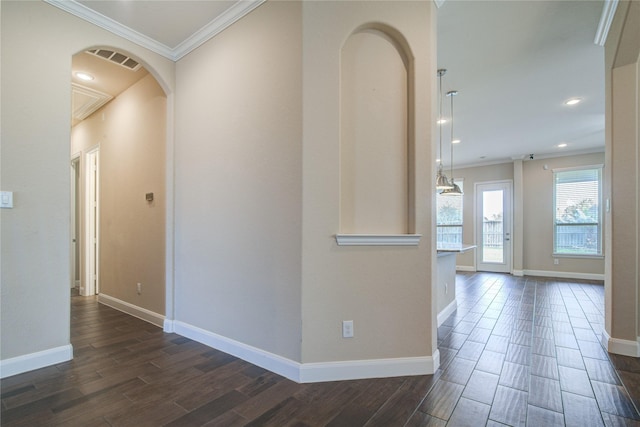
70,46,170,326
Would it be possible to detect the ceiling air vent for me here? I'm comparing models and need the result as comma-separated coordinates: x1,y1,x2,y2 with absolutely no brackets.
86,49,142,71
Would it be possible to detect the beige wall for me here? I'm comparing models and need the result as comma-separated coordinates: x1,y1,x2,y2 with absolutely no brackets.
605,1,639,346
1,0,174,362
174,1,303,361
71,74,166,315
174,0,438,365
523,153,605,275
452,154,605,277
300,1,437,363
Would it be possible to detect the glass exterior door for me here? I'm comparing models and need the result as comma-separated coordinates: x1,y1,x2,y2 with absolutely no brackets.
476,181,512,273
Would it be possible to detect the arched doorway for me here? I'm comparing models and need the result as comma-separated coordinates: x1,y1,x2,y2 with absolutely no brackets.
70,47,168,326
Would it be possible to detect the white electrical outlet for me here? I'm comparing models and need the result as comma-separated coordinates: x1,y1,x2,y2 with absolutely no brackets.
554,259,559,265
137,283,142,294
342,320,354,338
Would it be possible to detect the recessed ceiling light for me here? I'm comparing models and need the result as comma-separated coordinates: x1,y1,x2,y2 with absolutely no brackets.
452,139,461,144
564,98,582,106
436,158,441,163
558,143,568,148
75,72,94,81
437,119,448,124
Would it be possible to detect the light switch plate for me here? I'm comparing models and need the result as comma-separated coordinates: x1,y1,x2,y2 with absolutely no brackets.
0,191,13,208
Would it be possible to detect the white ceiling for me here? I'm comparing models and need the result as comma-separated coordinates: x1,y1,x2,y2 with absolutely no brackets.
438,0,607,168
57,0,613,167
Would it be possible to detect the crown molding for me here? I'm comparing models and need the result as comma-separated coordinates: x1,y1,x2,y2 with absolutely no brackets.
173,0,267,61
594,0,619,46
44,0,174,59
44,0,266,62
454,147,605,170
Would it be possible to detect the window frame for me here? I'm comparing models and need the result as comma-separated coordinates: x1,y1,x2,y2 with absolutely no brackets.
552,165,603,258
436,178,463,247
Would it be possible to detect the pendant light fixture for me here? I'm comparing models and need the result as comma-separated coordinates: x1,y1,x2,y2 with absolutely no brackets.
441,89,463,196
436,69,453,191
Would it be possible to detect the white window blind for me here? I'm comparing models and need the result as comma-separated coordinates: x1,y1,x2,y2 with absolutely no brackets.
553,166,602,255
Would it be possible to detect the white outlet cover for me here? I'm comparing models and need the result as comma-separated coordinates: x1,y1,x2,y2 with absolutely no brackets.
0,191,13,208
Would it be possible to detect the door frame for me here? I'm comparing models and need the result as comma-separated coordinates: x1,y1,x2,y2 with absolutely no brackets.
84,146,100,296
474,180,513,273
70,154,81,289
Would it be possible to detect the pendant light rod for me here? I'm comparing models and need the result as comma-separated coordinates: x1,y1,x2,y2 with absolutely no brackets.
442,89,463,196
447,90,458,179
436,69,453,190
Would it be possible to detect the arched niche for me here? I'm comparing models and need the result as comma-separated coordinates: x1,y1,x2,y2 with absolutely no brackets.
339,24,414,237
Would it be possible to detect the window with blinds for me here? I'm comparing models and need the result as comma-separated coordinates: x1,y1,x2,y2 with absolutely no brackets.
553,166,602,256
437,180,463,246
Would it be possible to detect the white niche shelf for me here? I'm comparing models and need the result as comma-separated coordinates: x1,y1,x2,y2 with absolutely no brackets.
335,234,422,246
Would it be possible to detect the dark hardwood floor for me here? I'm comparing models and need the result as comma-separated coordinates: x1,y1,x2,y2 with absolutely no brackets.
2,273,639,426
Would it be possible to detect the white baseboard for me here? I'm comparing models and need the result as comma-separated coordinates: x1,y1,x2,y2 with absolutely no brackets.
601,329,640,357
522,269,604,281
299,351,439,383
0,344,73,379
173,320,439,383
438,300,457,327
174,321,301,382
163,319,175,333
512,269,525,277
98,294,165,328
456,265,475,272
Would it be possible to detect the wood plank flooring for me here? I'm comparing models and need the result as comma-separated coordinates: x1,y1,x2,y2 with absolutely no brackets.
2,273,639,426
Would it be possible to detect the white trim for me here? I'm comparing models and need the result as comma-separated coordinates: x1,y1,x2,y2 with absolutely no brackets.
601,329,640,357
522,269,604,281
173,321,439,383
172,0,267,61
299,353,439,383
335,234,422,246
174,321,301,382
456,265,476,272
44,0,266,61
594,0,619,46
0,345,73,379
438,300,457,327
163,319,175,333
434,0,446,8
512,269,525,277
98,294,165,328
43,0,174,59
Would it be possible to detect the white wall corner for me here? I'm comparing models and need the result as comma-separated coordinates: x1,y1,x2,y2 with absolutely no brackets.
438,299,457,327
601,329,640,357
98,294,165,328
163,319,175,333
434,0,446,8
0,345,73,379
